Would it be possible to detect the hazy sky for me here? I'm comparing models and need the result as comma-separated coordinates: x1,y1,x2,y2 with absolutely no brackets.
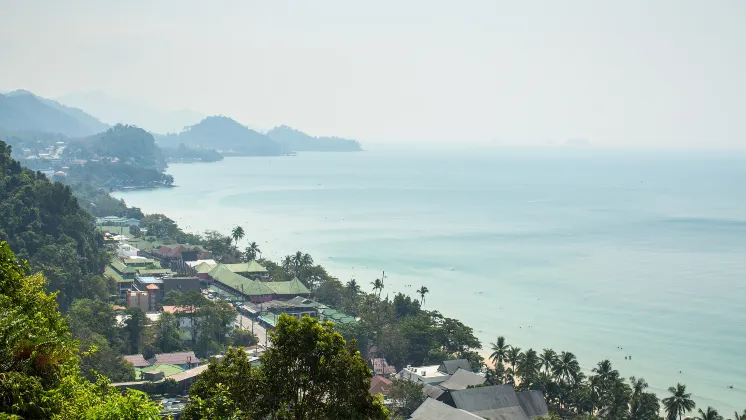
1,0,745,147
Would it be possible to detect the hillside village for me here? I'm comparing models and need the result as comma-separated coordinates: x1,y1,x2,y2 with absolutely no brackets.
100,226,551,419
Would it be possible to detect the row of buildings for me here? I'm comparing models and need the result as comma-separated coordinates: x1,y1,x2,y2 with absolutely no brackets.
366,358,550,420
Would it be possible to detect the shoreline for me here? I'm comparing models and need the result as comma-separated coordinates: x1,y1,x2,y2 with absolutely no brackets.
112,155,746,413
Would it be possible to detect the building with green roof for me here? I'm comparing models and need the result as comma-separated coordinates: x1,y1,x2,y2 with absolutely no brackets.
208,264,274,303
265,277,311,298
223,260,268,280
135,364,185,379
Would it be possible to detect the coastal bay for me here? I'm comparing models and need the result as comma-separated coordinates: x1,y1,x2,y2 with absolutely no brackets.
114,148,746,412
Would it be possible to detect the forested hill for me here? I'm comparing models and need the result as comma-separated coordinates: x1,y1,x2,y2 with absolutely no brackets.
0,140,109,310
158,116,285,156
64,124,167,171
0,90,109,136
266,125,363,152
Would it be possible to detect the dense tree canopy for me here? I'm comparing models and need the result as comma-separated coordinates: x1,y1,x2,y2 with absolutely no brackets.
184,314,388,420
0,141,109,310
0,241,159,418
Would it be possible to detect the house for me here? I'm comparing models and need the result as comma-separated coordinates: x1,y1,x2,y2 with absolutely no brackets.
411,398,483,420
438,368,486,391
126,289,158,312
448,385,549,420
106,258,137,296
117,243,139,258
368,376,392,397
397,364,451,385
123,354,151,368
261,298,318,320
439,359,473,375
191,261,217,279
370,358,397,376
160,276,201,295
166,364,210,393
96,216,141,227
148,351,201,370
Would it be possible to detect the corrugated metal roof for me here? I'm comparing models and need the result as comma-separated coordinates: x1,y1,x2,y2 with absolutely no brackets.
440,359,473,375
123,354,150,367
150,351,201,366
265,277,310,296
223,260,267,273
411,398,483,420
439,368,487,390
167,364,209,382
209,265,273,296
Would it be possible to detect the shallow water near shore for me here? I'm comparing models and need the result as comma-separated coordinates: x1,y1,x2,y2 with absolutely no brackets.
114,148,746,412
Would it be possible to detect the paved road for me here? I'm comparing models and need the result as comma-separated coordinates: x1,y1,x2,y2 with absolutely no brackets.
235,313,270,348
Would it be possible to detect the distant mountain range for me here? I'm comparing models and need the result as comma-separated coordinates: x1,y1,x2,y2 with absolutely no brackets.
0,90,109,136
0,89,364,155
267,125,362,152
57,91,204,134
157,116,285,156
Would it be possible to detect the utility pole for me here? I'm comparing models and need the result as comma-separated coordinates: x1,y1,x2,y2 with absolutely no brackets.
240,284,244,329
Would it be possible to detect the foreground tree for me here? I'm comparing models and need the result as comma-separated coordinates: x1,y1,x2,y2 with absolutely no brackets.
184,314,387,419
663,383,696,420
0,241,159,418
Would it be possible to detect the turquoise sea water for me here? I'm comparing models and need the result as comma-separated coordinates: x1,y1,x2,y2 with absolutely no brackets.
114,148,746,412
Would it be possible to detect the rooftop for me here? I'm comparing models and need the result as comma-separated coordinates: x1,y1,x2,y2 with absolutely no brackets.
265,277,311,296
439,368,487,391
149,351,201,366
136,363,185,378
411,398,483,420
399,365,450,383
123,354,150,368
166,364,209,382
223,260,267,273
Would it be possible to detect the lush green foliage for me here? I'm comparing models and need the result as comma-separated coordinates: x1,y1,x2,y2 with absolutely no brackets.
64,124,165,171
139,213,201,244
0,241,159,418
388,378,426,418
184,314,388,419
0,141,109,310
69,182,144,219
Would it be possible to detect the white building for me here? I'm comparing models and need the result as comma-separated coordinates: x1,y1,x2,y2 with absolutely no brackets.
117,243,140,258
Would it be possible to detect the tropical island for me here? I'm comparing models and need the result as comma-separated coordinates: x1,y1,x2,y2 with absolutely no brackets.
0,92,743,419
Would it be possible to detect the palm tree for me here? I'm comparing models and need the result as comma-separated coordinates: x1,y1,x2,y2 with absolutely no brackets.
371,278,384,297
507,346,522,371
244,241,260,260
489,336,509,366
734,410,746,420
416,286,429,307
230,225,245,246
628,377,660,420
662,383,696,420
696,407,723,420
346,279,360,295
552,351,581,384
539,348,557,375
517,348,540,386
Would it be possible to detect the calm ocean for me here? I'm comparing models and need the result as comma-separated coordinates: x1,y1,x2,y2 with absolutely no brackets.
114,148,746,412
